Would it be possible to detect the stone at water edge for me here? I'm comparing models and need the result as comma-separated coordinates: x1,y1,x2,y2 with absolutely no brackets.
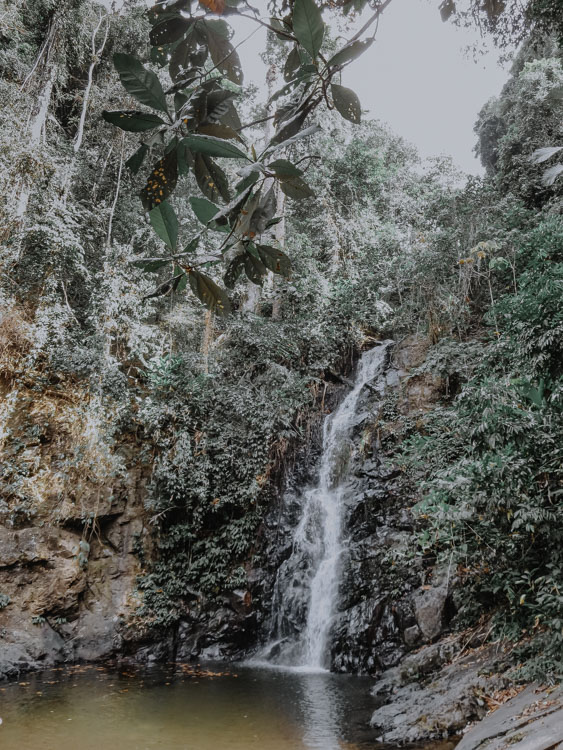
369,643,507,744
454,684,563,750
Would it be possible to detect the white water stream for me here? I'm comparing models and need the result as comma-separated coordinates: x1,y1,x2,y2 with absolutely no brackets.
264,343,393,670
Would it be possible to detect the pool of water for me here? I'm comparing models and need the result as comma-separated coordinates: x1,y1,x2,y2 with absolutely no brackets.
0,662,457,750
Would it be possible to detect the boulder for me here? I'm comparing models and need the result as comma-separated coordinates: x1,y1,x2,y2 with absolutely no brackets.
370,644,508,744
455,684,563,750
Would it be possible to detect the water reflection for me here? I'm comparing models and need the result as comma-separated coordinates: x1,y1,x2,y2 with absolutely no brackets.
298,672,346,750
0,663,456,750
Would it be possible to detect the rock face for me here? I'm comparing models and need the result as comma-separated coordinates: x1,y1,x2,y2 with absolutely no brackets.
369,641,509,745
1,334,452,679
2,333,554,749
455,684,563,750
255,335,452,674
0,476,145,679
329,337,453,674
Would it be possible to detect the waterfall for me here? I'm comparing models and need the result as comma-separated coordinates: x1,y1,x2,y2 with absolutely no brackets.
264,342,393,670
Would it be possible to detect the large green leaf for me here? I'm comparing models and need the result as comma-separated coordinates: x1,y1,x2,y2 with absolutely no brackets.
244,253,268,285
268,159,303,177
149,16,191,46
193,153,230,203
180,87,208,129
150,40,181,68
113,53,169,115
292,0,324,60
205,19,243,84
220,99,242,130
247,185,276,235
176,140,192,176
270,106,312,146
102,110,165,132
279,175,315,200
169,32,199,82
189,196,220,224
126,143,149,174
283,46,301,82
439,0,456,22
140,149,179,211
149,201,179,250
181,237,199,255
173,268,188,292
174,91,189,115
197,123,243,142
269,122,321,151
188,270,231,315
204,89,238,125
331,83,361,123
269,67,316,104
269,16,295,41
148,0,190,24
132,258,170,273
143,279,174,299
327,38,373,68
224,254,245,288
182,134,249,159
256,245,292,277
235,170,260,194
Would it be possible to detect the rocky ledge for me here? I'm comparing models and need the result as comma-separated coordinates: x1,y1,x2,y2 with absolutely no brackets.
370,635,563,749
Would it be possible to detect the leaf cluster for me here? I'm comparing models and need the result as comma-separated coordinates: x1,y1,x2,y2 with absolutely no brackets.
102,0,376,314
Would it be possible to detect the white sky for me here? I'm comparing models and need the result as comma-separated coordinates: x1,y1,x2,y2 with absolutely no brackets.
107,0,511,174
231,0,511,175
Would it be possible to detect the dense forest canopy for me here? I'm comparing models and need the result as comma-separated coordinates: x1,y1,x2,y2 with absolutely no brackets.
0,0,562,681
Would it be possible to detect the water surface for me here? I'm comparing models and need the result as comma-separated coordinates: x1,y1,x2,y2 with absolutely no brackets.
0,662,456,750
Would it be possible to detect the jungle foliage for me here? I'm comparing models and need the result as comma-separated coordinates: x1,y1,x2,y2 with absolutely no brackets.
1,0,562,678
391,39,563,680
102,0,394,315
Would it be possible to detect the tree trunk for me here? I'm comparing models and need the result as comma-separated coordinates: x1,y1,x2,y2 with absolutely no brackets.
15,64,57,221
201,309,214,373
271,186,286,321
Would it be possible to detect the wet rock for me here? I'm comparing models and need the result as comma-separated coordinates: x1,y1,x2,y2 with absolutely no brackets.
370,644,508,744
172,597,261,663
404,625,422,647
399,373,443,414
0,624,68,678
229,589,253,616
55,495,127,527
399,639,460,683
371,667,401,697
0,504,143,679
0,526,77,568
392,335,431,373
414,585,449,642
455,684,563,750
130,637,175,664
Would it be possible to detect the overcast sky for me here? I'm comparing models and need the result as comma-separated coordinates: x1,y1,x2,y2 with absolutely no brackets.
231,0,511,175
111,0,512,174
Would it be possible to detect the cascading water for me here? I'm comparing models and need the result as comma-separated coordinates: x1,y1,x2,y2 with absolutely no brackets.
263,342,393,670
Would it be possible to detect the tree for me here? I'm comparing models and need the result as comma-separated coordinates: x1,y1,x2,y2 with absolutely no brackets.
475,37,563,203
103,0,395,315
439,0,563,49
